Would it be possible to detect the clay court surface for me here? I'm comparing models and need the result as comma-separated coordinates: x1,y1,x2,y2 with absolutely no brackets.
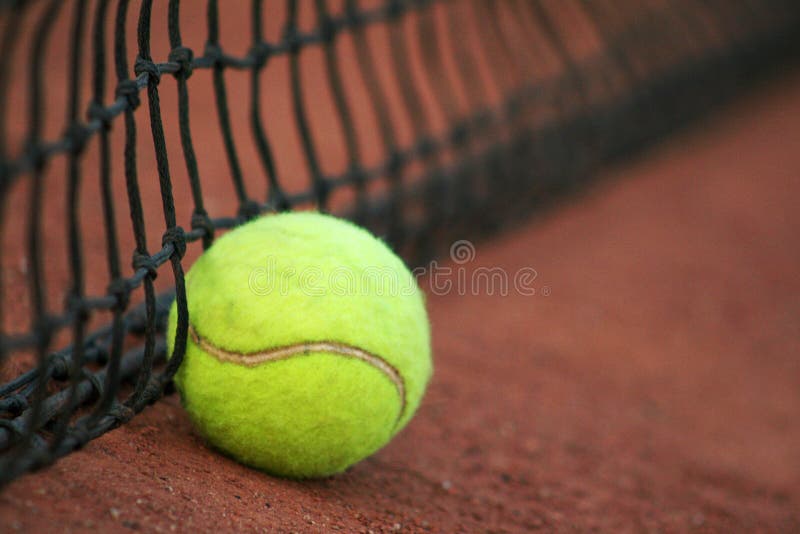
0,62,798,532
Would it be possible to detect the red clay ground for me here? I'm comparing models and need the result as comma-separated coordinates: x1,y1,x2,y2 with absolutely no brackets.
2,70,800,534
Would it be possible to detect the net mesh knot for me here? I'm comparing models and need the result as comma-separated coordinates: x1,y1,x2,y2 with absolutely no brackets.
87,101,113,129
107,278,131,311
345,3,364,26
168,46,194,79
190,211,215,241
85,373,104,402
64,123,91,154
107,403,135,425
50,354,70,381
0,419,22,440
64,292,90,321
132,251,158,280
387,150,405,175
3,395,28,416
417,136,436,159
134,56,161,86
204,43,223,65
162,226,187,260
283,27,301,55
238,200,262,221
250,42,271,69
387,0,405,19
115,79,141,110
450,124,469,147
319,15,337,43
68,426,91,449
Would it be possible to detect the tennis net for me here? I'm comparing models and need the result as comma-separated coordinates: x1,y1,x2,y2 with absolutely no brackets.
0,0,798,487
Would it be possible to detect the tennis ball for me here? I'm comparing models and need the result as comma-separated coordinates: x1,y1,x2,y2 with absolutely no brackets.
166,211,431,478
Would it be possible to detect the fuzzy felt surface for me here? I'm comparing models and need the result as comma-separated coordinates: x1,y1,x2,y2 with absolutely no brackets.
167,212,432,478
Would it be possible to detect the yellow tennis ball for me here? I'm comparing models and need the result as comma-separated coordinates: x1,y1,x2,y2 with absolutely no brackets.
166,211,432,478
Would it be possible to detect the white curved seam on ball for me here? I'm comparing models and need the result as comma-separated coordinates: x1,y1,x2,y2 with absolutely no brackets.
188,324,406,424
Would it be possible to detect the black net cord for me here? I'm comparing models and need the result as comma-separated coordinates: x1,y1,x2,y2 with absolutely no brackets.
48,0,90,457
316,0,367,224
8,0,64,477
133,0,190,413
347,0,406,247
89,0,123,425
207,0,258,220
251,0,289,215
169,0,215,250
